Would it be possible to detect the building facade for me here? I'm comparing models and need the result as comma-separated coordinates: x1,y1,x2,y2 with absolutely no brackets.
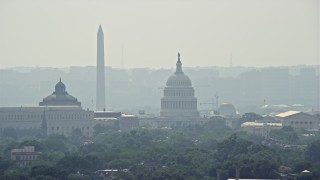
11,146,40,167
160,53,199,118
140,53,206,129
241,122,282,138
0,80,94,137
276,111,319,131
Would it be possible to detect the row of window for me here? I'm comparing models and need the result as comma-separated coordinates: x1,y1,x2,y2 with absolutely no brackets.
50,126,90,131
164,91,194,97
157,121,204,126
167,81,191,86
289,121,313,125
50,131,91,136
0,127,38,130
46,114,92,120
0,113,93,120
0,126,91,131
161,101,197,109
14,155,38,161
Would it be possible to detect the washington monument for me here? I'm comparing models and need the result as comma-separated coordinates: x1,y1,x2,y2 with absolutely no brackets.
96,25,106,111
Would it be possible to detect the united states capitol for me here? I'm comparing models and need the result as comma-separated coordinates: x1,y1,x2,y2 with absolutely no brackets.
0,25,319,138
0,26,216,137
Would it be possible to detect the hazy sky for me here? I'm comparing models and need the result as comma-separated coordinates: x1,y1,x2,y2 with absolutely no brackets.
0,0,319,68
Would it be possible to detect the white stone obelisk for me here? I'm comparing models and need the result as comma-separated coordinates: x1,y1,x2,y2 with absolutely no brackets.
96,25,106,111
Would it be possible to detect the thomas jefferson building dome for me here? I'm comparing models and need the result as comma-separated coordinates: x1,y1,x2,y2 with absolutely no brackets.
39,79,81,107
160,53,199,118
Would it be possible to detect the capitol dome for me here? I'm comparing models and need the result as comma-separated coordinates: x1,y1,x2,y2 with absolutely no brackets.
39,78,81,107
160,53,199,118
166,73,192,87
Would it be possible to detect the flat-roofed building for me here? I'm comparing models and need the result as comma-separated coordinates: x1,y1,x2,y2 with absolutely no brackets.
241,122,282,138
275,111,319,131
119,114,139,132
11,146,40,167
0,80,94,137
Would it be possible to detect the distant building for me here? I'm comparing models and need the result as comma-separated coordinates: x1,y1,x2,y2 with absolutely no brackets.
160,53,199,118
255,115,280,123
219,102,238,118
119,114,139,132
225,118,241,129
39,78,81,106
219,103,240,129
93,111,121,127
92,111,140,132
141,53,206,128
241,122,282,138
275,111,319,131
0,80,94,137
11,146,40,167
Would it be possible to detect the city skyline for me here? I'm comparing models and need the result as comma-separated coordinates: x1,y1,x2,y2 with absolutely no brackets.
0,0,319,69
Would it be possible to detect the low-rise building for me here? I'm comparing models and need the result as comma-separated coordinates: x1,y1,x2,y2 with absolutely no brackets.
93,111,121,127
275,111,319,131
226,117,241,129
11,146,40,167
0,79,94,137
119,114,139,132
219,102,239,118
241,122,282,138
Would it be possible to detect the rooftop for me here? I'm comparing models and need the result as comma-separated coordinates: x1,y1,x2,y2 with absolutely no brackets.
241,122,282,127
275,111,300,118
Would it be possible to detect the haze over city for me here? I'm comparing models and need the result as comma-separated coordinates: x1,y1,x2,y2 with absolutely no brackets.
1,1,320,179
0,0,319,68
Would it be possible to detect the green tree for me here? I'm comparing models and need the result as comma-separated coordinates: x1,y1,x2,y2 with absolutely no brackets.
43,134,68,152
215,134,280,179
0,169,29,180
30,165,67,179
305,139,320,163
19,140,44,151
1,127,17,139
57,154,95,173
269,126,298,143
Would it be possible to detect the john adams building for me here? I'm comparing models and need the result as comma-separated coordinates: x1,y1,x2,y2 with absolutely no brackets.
160,53,199,118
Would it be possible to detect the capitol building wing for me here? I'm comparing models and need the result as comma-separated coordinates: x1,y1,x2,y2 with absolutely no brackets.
160,53,199,118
